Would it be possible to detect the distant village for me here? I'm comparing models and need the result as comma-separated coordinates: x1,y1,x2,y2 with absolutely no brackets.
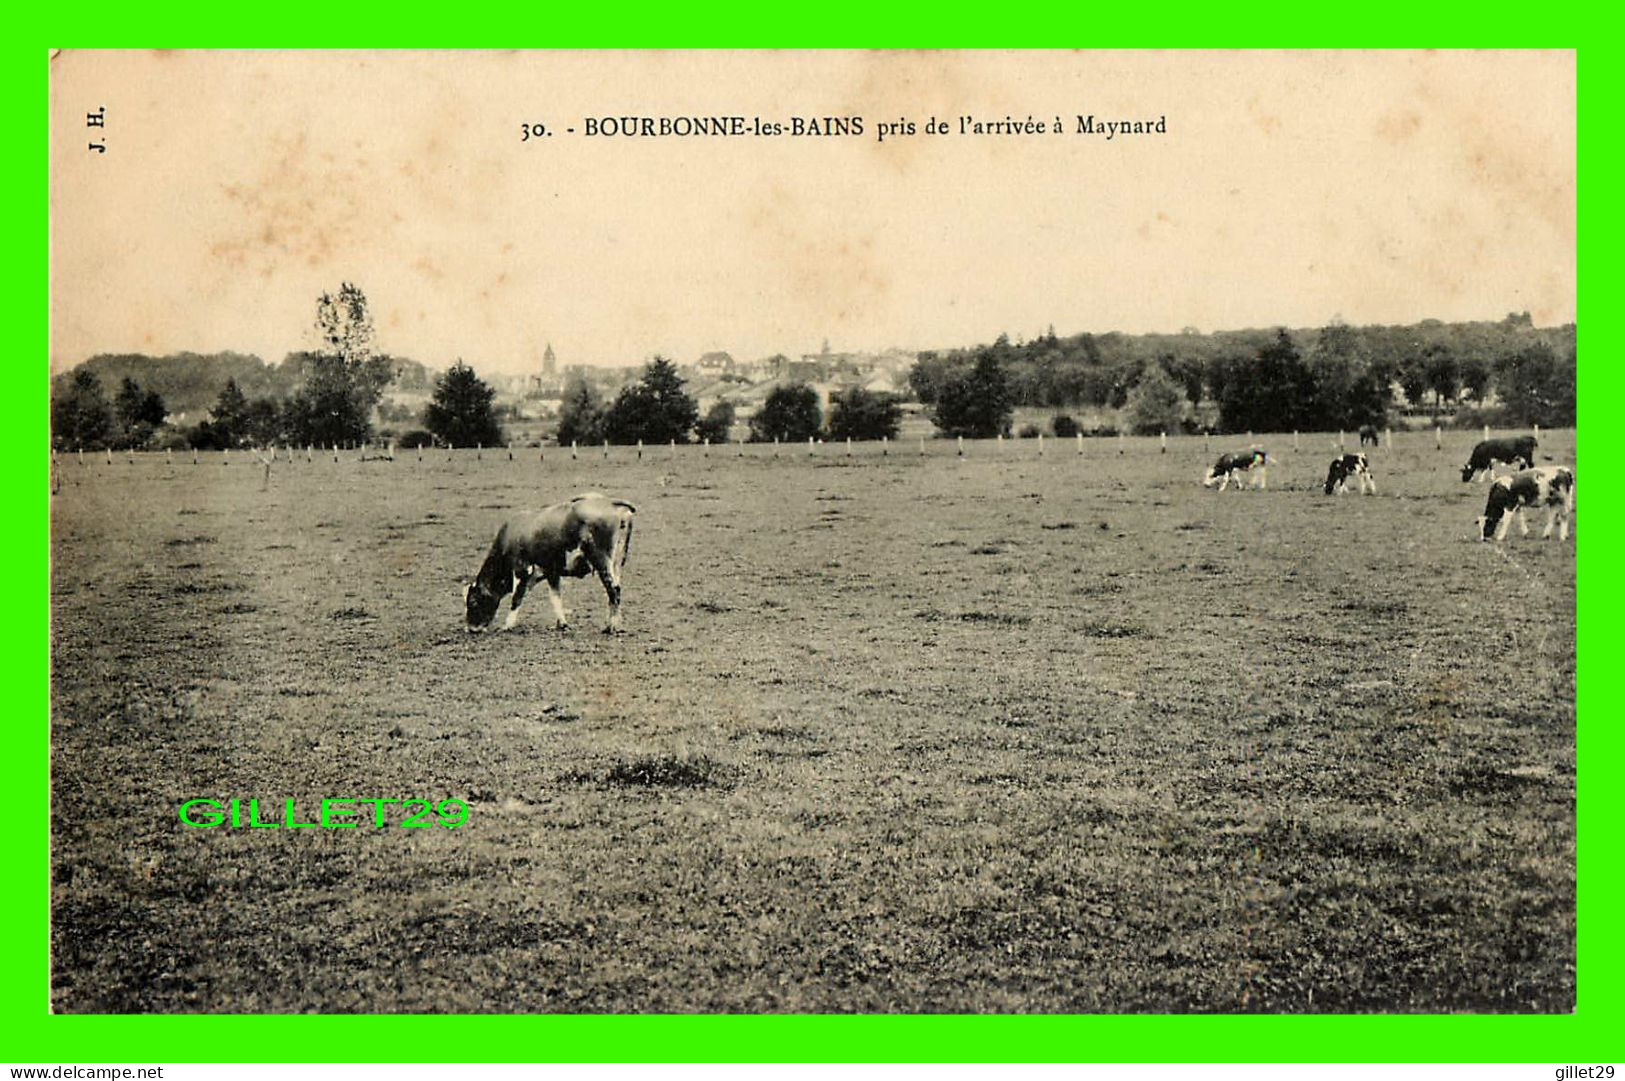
383,341,924,444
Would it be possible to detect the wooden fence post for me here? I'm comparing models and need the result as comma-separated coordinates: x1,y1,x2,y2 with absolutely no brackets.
882,436,888,456
602,439,609,460
1292,430,1299,453
1118,432,1125,456
1037,433,1044,456
1436,427,1443,452
957,435,964,457
571,441,578,460
637,439,643,461
1076,432,1083,455
1160,431,1168,454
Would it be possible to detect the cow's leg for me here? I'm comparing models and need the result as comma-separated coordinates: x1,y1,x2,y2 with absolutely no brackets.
543,571,569,629
587,546,624,633
1495,511,1513,541
1517,507,1532,537
502,572,534,631
1364,472,1377,495
1541,506,1558,539
1256,466,1268,490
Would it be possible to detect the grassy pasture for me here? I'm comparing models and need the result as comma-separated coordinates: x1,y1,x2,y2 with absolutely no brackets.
49,430,1576,1012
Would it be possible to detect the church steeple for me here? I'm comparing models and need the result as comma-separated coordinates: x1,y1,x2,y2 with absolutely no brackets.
542,342,557,375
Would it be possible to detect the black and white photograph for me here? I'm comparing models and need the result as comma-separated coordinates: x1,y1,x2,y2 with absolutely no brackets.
48,50,1576,1013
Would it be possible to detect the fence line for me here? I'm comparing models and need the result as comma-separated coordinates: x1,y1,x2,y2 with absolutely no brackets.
57,428,1573,479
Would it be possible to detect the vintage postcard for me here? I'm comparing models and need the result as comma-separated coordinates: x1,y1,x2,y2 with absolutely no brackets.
48,50,1575,1014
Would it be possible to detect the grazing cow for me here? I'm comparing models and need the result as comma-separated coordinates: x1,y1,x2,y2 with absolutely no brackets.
1323,453,1377,495
1477,467,1574,541
463,492,636,633
1359,425,1379,447
1203,447,1271,491
1461,435,1537,482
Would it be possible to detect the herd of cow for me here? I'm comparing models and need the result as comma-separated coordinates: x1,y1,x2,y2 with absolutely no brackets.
459,435,1573,635
1201,432,1575,543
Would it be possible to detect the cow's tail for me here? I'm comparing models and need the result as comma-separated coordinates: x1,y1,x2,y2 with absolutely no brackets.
612,507,634,571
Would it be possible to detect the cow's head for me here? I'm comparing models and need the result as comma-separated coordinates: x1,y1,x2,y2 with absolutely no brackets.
1478,482,1516,540
1461,462,1477,482
464,580,501,629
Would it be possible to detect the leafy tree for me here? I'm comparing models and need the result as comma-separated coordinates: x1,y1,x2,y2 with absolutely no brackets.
1497,343,1576,426
51,370,114,450
1422,345,1460,419
750,383,822,443
1124,366,1186,435
1458,355,1493,402
1051,414,1080,438
212,378,250,441
556,375,606,446
244,398,283,447
1397,360,1429,414
423,360,504,448
114,376,166,447
932,351,1012,438
826,386,902,441
602,357,700,444
695,400,737,444
1214,330,1314,433
284,283,393,446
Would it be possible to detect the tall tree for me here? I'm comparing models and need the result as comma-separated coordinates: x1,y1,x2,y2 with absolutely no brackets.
556,375,606,446
826,386,902,441
695,400,737,444
602,357,700,444
285,284,393,445
1214,330,1314,433
1124,366,1186,435
1422,345,1460,419
51,370,114,450
932,350,1012,438
423,361,504,448
750,383,822,443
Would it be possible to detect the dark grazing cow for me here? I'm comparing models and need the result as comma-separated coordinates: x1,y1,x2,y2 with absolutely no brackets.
1477,467,1574,541
1203,447,1271,491
1461,435,1537,482
1359,425,1379,447
464,492,637,632
1323,453,1377,495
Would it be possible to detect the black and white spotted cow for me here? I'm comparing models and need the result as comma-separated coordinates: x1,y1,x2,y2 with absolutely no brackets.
1461,435,1537,482
464,492,637,632
1477,467,1574,542
1359,425,1380,447
1323,453,1377,495
1203,447,1271,491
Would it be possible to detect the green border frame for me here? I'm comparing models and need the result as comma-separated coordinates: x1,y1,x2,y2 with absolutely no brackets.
15,13,1611,1063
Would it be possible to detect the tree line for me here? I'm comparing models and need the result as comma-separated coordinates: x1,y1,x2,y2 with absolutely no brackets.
910,315,1576,437
555,359,904,445
51,295,1578,453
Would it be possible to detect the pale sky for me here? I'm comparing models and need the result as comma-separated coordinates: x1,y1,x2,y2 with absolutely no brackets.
49,50,1575,376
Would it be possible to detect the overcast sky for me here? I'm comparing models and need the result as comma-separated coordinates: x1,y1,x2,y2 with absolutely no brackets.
50,50,1575,376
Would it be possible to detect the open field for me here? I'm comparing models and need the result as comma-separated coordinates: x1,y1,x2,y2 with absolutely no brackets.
49,430,1576,1013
